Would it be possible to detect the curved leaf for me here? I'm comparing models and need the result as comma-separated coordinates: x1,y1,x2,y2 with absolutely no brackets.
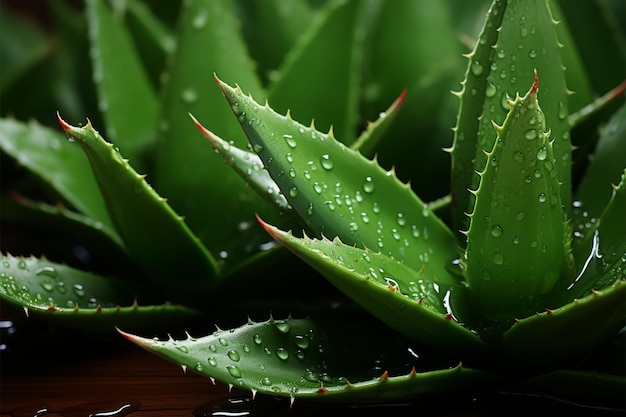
502,279,626,367
86,0,159,172
0,254,200,333
260,221,486,357
0,118,113,229
154,0,272,268
121,316,494,402
58,116,219,293
267,0,364,145
217,78,461,279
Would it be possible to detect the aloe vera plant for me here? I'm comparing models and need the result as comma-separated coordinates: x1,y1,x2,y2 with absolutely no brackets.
1,0,624,409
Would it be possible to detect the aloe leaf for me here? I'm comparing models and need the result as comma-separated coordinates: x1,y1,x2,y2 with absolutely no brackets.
85,0,159,172
219,79,461,278
501,279,625,367
121,316,494,402
191,114,291,215
267,0,363,145
0,3,49,96
465,74,572,321
451,0,571,231
234,0,316,84
123,0,176,90
0,254,200,333
2,194,128,264
450,0,506,233
574,104,626,236
351,89,406,158
58,116,219,293
155,0,272,267
0,118,113,229
260,221,485,356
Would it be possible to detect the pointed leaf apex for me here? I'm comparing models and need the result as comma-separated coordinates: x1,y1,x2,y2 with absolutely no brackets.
530,69,539,95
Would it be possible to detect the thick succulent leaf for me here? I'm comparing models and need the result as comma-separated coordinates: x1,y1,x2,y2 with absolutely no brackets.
260,221,486,357
267,0,363,145
234,0,317,84
2,194,127,262
449,0,506,232
217,78,461,279
566,170,626,299
191,114,291,214
0,254,201,333
350,89,406,158
573,104,626,257
0,118,113,229
85,0,159,172
0,3,49,96
155,0,273,268
122,0,176,90
501,279,625,367
191,90,406,216
451,0,571,232
121,316,495,402
58,116,219,293
465,75,572,321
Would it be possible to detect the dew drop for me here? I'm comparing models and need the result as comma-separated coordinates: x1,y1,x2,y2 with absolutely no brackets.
181,88,198,104
320,154,333,170
492,253,504,265
289,187,298,198
275,347,289,360
524,129,538,140
538,193,547,203
253,334,262,345
40,282,54,292
195,362,204,372
261,377,272,386
349,222,359,233
175,345,189,353
313,182,323,194
471,61,484,76
35,266,58,279
275,321,291,333
396,212,406,226
218,338,229,346
513,151,525,164
372,202,380,214
226,365,242,378
283,134,297,148
208,357,217,366
516,211,526,221
536,146,547,161
294,335,309,349
529,49,537,59
17,260,27,270
485,83,497,98
227,350,241,362
520,27,528,38
363,177,375,193
490,224,503,237
73,284,85,297
192,9,207,29
558,101,567,120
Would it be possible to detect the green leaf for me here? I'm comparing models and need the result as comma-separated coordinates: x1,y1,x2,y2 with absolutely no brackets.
86,0,159,172
234,0,317,84
154,0,271,267
58,116,219,294
267,0,364,145
260,222,486,357
0,253,201,333
465,75,572,321
121,316,494,402
217,78,461,278
0,118,113,229
502,279,626,367
451,0,571,231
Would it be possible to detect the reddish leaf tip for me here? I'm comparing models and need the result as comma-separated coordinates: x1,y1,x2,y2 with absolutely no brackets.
56,111,71,132
530,69,539,94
